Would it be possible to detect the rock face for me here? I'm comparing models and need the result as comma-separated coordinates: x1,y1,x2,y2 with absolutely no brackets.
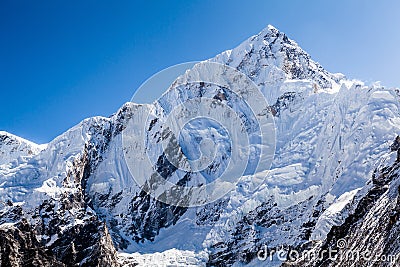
283,138,400,267
0,220,64,267
390,136,400,161
0,113,125,266
0,218,119,267
1,25,400,266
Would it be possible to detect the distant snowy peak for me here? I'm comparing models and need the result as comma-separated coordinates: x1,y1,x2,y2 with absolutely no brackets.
0,131,46,166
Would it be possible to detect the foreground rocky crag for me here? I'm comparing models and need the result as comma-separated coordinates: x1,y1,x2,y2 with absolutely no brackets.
1,25,400,266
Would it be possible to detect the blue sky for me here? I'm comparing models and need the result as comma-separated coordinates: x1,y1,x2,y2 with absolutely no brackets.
1,0,399,143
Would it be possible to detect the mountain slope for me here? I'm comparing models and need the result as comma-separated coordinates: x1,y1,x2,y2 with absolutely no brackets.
283,140,400,266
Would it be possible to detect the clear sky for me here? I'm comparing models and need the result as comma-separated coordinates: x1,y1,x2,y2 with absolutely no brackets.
1,0,399,144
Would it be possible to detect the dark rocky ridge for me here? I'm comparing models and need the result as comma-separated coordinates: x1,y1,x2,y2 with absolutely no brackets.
0,219,64,267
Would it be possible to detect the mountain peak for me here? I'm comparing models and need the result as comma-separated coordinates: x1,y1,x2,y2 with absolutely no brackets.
267,24,278,31
260,24,285,38
0,131,45,165
255,24,294,45
212,24,343,104
0,131,36,146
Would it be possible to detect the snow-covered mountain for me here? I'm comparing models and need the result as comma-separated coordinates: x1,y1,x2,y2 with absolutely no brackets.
1,25,399,266
0,131,46,166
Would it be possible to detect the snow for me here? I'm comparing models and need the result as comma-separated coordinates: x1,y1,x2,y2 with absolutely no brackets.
0,131,46,166
35,178,63,198
0,222,16,229
312,188,361,240
46,234,59,246
263,163,306,186
118,249,208,267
